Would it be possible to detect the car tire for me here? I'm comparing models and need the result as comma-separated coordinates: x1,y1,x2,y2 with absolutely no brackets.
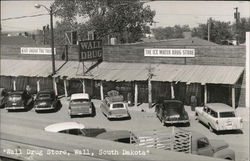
209,124,214,133
161,119,165,126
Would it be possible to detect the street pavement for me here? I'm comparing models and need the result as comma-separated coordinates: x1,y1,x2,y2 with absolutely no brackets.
0,97,249,161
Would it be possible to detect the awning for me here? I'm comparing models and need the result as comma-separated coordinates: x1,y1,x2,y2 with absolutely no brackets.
0,59,66,77
1,59,244,85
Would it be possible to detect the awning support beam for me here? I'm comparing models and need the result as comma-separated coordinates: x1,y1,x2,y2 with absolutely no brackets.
53,77,58,96
82,79,86,93
100,81,104,100
64,79,68,97
232,85,236,110
13,80,16,91
204,84,207,105
134,82,138,107
37,80,40,92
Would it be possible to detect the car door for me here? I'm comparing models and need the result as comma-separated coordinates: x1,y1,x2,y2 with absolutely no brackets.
198,106,207,123
196,137,214,157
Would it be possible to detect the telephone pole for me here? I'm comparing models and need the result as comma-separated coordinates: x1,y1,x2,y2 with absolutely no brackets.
234,7,240,45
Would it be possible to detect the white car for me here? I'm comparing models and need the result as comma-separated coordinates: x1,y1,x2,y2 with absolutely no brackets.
68,93,93,117
195,103,243,133
44,122,106,137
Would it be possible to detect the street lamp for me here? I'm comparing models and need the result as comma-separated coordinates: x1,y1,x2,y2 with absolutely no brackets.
35,4,56,75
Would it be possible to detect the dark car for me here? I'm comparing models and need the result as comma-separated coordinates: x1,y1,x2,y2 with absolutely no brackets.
0,88,8,108
155,100,190,126
5,90,33,111
34,90,61,112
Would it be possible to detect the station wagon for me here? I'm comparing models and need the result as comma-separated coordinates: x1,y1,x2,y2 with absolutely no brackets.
195,103,243,133
100,96,130,120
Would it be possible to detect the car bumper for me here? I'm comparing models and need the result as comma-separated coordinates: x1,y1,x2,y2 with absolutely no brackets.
34,106,54,111
107,114,130,118
5,106,25,110
164,119,190,124
69,109,92,116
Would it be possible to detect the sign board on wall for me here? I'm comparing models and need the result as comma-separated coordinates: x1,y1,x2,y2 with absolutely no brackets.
144,49,195,57
20,47,56,55
79,40,102,61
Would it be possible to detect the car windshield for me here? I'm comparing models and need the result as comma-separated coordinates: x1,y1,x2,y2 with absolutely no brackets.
112,103,125,109
37,94,51,99
71,99,89,103
219,112,236,118
9,94,22,101
163,102,183,113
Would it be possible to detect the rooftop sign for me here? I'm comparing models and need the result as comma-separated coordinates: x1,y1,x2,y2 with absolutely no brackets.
21,47,56,55
79,40,102,61
144,49,195,57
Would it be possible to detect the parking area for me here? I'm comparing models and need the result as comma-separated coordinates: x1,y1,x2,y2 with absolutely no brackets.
0,97,249,161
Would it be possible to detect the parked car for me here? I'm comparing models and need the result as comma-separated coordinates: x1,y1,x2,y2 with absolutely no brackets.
195,103,243,133
155,100,189,126
100,95,130,120
0,88,8,108
34,90,61,112
68,93,93,117
5,90,33,111
45,122,107,137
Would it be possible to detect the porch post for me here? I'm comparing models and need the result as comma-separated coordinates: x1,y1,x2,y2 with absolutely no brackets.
134,82,138,107
53,77,58,96
13,80,16,91
148,79,152,108
82,79,86,93
232,85,236,110
100,81,104,100
171,82,175,99
64,79,68,97
204,84,207,105
246,32,250,108
36,80,40,92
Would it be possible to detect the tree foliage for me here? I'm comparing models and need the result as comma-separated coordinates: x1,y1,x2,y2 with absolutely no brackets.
152,25,191,40
52,0,155,43
233,17,250,44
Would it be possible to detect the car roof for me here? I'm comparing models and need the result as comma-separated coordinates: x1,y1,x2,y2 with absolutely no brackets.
206,103,234,112
70,93,89,100
37,90,54,94
44,122,85,132
10,91,24,95
96,130,131,140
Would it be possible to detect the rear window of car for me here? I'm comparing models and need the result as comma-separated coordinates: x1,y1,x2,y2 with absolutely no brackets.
9,94,22,101
219,112,235,118
112,103,125,109
71,99,89,103
37,94,51,99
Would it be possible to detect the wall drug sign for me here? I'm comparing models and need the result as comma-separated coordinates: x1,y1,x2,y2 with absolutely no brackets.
79,40,102,61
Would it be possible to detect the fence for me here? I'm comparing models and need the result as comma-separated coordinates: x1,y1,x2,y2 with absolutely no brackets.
130,127,192,153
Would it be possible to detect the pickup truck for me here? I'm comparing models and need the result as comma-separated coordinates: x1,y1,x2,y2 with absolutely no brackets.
129,128,235,160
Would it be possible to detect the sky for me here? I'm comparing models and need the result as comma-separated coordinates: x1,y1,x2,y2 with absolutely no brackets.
1,0,250,32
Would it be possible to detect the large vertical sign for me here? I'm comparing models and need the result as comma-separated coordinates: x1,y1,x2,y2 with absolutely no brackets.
79,40,102,61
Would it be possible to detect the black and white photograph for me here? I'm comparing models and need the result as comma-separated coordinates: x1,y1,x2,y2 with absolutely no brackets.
0,0,249,161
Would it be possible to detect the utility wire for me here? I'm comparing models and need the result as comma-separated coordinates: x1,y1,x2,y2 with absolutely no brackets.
1,14,48,21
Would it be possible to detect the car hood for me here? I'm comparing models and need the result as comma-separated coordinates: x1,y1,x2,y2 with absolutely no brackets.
209,139,229,152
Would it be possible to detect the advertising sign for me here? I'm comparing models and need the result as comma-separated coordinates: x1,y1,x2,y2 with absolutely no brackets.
144,48,195,57
79,40,102,61
20,47,56,55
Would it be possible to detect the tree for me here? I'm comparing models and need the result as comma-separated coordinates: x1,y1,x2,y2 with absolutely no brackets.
192,19,233,44
52,0,155,43
233,17,250,44
152,25,191,40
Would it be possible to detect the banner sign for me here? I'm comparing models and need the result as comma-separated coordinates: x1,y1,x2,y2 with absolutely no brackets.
21,47,56,55
79,40,102,61
144,48,195,57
